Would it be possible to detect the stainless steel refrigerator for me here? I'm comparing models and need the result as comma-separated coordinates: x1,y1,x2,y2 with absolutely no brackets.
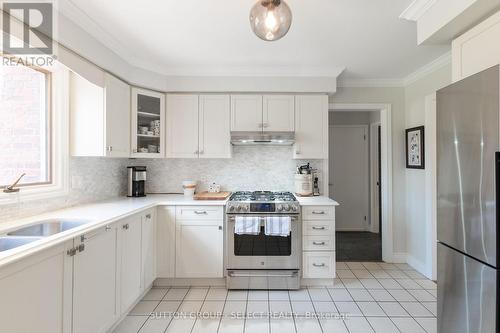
437,65,499,333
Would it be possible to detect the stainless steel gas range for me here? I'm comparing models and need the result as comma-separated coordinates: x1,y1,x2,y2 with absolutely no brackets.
225,191,301,290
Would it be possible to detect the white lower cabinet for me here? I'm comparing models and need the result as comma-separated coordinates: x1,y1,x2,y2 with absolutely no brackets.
302,205,336,279
142,209,157,287
73,224,119,333
0,240,73,333
119,214,143,313
175,206,224,278
157,206,176,278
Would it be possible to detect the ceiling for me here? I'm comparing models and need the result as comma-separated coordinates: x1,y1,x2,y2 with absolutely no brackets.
59,0,450,80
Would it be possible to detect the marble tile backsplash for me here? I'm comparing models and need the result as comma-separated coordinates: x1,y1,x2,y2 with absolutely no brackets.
0,157,129,222
135,146,324,193
0,147,324,223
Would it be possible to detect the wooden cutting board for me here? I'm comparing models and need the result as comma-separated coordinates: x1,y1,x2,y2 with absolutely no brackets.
193,191,232,200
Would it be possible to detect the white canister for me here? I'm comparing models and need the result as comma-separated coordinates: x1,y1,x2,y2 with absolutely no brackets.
295,174,313,196
182,180,197,197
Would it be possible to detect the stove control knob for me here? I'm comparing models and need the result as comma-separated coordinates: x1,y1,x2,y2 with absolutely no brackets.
236,205,242,212
276,204,283,211
242,205,249,212
228,205,235,212
291,205,298,212
283,204,290,211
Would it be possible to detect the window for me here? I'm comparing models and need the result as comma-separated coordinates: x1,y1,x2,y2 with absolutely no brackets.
0,58,51,188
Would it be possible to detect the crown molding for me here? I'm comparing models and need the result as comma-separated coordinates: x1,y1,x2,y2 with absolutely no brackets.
337,78,405,88
337,50,451,88
399,0,438,21
403,50,451,85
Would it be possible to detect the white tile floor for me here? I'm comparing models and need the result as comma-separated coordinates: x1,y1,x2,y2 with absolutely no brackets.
113,262,436,333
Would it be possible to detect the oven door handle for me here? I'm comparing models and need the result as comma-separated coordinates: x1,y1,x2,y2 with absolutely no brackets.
227,271,299,278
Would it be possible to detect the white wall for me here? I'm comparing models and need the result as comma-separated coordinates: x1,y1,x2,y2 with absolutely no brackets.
404,63,452,275
330,87,407,258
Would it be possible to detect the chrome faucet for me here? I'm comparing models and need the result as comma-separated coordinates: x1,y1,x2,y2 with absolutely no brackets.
3,173,26,193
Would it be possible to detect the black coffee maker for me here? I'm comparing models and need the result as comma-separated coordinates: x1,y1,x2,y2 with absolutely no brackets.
127,166,147,197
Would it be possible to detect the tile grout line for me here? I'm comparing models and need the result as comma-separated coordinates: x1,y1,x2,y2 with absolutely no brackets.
215,286,229,333
135,286,171,333
189,286,210,333
163,286,191,333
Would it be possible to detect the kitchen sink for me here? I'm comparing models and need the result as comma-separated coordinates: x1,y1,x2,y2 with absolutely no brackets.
7,219,91,237
0,236,43,252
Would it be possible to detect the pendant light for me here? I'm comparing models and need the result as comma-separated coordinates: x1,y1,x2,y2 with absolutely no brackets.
249,0,292,41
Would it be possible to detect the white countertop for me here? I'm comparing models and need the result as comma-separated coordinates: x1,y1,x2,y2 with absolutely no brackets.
0,193,338,268
296,196,339,206
0,194,227,267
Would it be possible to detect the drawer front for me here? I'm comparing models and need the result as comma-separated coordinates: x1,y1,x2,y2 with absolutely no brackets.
302,206,335,220
303,221,334,236
302,252,336,278
175,206,223,220
303,235,335,251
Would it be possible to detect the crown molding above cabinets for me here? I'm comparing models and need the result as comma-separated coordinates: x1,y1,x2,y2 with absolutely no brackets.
400,0,500,45
399,0,438,21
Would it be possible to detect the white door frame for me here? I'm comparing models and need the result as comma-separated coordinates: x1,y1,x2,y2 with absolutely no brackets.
327,103,393,263
330,125,370,231
424,94,437,280
370,122,381,234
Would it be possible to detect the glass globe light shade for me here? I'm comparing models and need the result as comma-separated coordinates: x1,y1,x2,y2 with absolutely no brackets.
249,0,292,41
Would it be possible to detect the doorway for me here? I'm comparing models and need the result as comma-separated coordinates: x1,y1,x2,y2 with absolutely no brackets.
329,111,382,261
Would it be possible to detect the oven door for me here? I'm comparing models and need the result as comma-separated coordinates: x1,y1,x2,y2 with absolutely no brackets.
226,214,301,270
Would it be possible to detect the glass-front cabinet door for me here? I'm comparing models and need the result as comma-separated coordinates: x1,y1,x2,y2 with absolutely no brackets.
131,88,165,158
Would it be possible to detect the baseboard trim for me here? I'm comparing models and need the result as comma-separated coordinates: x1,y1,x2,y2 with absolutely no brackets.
301,278,336,287
335,228,368,232
389,252,407,263
154,278,226,287
406,254,430,278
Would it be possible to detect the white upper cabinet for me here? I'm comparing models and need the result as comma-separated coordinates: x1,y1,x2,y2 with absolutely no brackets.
263,95,295,132
166,94,231,158
70,72,131,157
294,95,328,159
131,88,165,158
166,94,199,158
230,95,263,132
199,95,231,158
452,10,500,82
104,74,131,157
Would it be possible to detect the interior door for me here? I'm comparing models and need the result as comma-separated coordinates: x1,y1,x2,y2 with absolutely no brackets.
331,125,369,231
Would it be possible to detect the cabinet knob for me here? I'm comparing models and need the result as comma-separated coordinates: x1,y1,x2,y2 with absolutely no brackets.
218,226,223,230
146,214,151,219
122,223,129,230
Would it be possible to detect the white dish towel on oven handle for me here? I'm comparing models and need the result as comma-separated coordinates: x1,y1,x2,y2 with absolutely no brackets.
234,216,261,235
264,216,291,237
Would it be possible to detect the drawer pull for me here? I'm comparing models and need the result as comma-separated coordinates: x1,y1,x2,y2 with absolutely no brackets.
312,263,326,267
312,226,326,230
312,241,326,245
312,211,325,215
194,210,208,215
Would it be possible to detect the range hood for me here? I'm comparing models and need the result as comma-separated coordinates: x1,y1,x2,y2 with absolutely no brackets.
230,131,295,146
